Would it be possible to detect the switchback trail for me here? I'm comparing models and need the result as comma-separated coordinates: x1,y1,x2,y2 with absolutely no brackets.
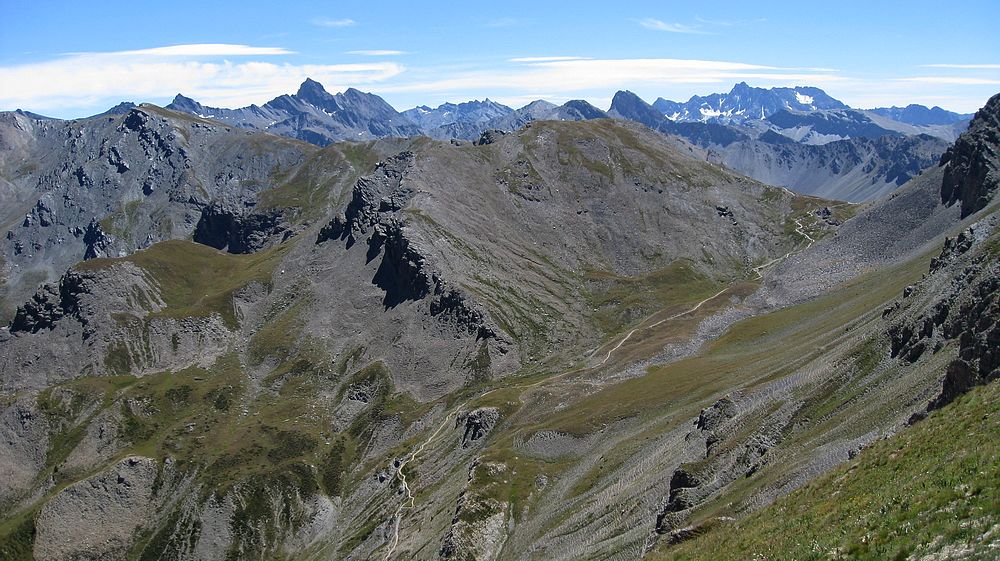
751,216,816,279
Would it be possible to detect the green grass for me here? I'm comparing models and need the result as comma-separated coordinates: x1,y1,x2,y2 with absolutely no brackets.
258,142,378,220
584,260,722,336
100,200,143,240
76,239,291,328
534,246,929,436
0,511,36,561
655,380,1000,561
248,299,307,366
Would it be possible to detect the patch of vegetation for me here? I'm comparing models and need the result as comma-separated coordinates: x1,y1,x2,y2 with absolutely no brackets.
465,342,492,384
541,248,930,435
343,362,428,444
226,463,318,561
105,341,133,376
656,380,1000,561
320,434,356,497
76,239,292,328
248,299,307,366
467,447,570,524
583,260,721,336
258,142,376,219
35,376,137,482
99,200,143,240
0,511,36,561
265,429,318,463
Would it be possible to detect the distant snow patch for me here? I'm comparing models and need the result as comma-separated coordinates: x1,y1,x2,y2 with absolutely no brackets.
795,92,815,106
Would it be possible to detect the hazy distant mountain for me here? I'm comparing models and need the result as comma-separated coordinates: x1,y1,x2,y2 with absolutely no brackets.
764,108,901,144
87,102,137,120
438,99,608,140
649,83,970,143
167,78,422,145
652,81,848,124
609,89,948,201
402,99,512,130
868,104,972,126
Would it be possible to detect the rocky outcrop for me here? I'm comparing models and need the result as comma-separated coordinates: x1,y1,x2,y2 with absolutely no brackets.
34,456,159,561
9,270,89,334
2,260,234,391
193,203,291,253
456,407,500,448
317,152,415,246
940,93,1000,217
474,129,508,146
882,219,1000,418
654,394,791,535
0,396,49,506
318,152,508,343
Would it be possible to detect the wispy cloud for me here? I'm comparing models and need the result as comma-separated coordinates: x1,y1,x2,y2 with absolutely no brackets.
0,44,401,113
69,44,294,57
897,76,1000,85
311,17,356,28
347,50,408,56
637,18,711,35
508,56,591,63
379,57,843,96
485,17,519,28
921,64,1000,69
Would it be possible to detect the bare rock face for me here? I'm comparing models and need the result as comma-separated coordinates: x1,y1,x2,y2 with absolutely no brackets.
0,395,49,506
456,407,500,448
1,261,233,391
0,105,312,323
940,93,1000,217
34,456,158,561
193,202,293,254
884,218,1000,417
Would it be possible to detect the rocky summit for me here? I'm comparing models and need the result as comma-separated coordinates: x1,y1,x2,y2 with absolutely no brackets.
0,83,999,561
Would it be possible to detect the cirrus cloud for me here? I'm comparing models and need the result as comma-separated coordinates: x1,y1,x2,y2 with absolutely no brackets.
311,17,356,28
0,44,402,115
346,50,408,56
637,18,710,34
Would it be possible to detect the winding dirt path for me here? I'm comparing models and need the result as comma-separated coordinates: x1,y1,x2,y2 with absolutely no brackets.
381,279,745,559
751,216,816,279
381,211,822,559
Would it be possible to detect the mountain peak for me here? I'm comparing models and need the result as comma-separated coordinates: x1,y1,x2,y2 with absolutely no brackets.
296,78,330,100
166,94,202,112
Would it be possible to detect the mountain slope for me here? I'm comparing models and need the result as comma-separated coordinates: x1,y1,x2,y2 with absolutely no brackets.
654,379,1000,560
0,105,321,321
167,79,423,145
611,90,950,202
652,82,848,124
1,94,999,561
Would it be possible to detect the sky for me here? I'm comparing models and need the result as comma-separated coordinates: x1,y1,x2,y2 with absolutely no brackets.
1,0,998,118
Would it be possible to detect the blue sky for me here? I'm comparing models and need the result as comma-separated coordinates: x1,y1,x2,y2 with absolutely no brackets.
1,0,998,118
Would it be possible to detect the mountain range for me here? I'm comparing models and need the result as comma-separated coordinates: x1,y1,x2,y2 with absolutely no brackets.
158,79,970,202
0,78,998,561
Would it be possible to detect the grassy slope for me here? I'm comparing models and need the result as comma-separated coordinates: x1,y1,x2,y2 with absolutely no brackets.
76,239,290,328
528,246,929,436
655,379,1000,561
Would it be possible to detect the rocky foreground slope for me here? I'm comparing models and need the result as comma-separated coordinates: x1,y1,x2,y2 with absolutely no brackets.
0,93,998,560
